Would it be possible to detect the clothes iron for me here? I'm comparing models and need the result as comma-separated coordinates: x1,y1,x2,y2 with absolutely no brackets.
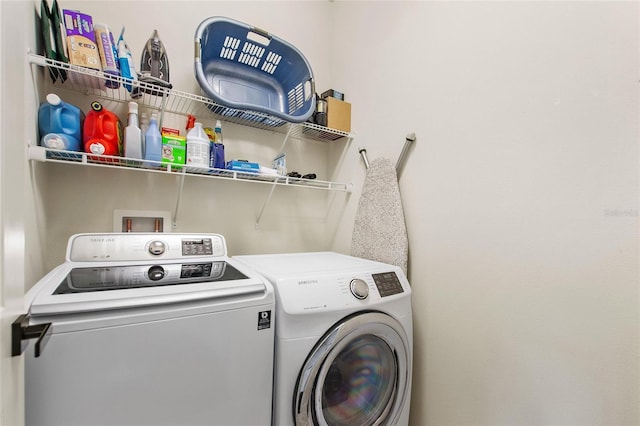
134,29,172,97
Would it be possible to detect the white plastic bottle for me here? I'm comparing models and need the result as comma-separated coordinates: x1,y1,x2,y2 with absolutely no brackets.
124,102,142,159
144,113,162,165
186,122,210,168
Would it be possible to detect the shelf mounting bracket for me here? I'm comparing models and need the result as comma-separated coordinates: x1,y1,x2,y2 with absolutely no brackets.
255,182,278,229
255,124,296,228
172,171,186,228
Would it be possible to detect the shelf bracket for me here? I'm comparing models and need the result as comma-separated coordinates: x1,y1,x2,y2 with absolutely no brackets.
277,124,295,155
255,182,278,229
255,124,296,228
172,171,186,228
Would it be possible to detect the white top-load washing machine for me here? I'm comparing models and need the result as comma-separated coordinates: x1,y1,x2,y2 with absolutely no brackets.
233,252,412,426
17,233,275,426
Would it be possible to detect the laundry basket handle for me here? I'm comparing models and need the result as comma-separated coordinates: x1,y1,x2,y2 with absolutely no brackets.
247,26,272,46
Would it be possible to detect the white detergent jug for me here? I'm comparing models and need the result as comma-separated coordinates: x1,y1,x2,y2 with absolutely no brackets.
186,122,210,168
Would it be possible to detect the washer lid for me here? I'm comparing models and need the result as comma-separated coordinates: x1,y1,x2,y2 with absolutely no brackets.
53,261,246,293
27,259,268,316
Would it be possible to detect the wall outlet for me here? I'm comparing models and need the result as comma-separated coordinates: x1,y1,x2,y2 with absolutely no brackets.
113,210,172,233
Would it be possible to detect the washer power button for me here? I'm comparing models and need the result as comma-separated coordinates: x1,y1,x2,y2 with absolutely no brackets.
350,278,369,300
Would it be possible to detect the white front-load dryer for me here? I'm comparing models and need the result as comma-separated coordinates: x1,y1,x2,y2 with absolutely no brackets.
234,252,412,426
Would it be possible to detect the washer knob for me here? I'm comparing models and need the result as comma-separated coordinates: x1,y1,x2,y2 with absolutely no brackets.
148,265,165,281
148,240,166,255
350,278,369,300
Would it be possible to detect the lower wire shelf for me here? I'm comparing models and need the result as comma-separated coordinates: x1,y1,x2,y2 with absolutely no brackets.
28,145,353,192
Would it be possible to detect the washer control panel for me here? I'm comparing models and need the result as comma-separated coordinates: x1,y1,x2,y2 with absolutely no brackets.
181,238,214,256
68,233,225,262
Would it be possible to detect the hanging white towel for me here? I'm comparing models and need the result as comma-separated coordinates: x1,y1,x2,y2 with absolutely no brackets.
351,157,408,275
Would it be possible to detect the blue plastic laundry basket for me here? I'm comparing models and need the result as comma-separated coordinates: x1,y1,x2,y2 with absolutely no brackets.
195,16,316,126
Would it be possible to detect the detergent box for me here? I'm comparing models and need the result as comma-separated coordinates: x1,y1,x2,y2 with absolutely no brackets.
162,134,186,168
63,10,102,88
226,160,259,173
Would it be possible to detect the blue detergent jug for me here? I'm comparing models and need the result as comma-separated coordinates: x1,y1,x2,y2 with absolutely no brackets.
38,93,84,151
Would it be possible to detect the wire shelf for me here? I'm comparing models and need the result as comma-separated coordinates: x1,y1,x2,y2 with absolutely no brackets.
28,146,353,193
28,52,353,142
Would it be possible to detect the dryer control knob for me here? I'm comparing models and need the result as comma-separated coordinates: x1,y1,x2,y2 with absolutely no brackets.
148,240,166,255
350,278,369,300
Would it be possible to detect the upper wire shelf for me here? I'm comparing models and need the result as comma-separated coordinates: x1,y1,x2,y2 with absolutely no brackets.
27,52,353,142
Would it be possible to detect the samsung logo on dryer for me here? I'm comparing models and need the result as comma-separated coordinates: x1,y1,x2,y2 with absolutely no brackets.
298,279,318,286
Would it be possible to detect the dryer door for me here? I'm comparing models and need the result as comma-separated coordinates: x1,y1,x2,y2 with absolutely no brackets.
294,312,410,426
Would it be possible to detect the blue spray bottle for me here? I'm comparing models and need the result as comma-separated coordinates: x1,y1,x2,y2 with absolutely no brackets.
212,120,225,169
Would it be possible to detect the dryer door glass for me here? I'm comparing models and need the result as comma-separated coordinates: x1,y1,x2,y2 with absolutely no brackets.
295,312,410,426
320,334,396,425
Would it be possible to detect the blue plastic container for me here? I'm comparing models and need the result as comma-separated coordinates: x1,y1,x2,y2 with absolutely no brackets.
209,143,225,169
38,93,84,151
194,16,316,126
144,113,163,165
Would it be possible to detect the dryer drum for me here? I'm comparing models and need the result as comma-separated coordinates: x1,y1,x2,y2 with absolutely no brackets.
295,312,410,426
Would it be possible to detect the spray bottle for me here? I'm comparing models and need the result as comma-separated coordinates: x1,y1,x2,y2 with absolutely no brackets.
212,120,225,169
117,26,138,93
124,102,142,159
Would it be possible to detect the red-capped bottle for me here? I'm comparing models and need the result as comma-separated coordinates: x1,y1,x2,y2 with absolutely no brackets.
83,101,123,157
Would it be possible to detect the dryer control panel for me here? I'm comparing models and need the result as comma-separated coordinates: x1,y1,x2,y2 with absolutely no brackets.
233,251,412,315
372,272,404,297
274,270,408,314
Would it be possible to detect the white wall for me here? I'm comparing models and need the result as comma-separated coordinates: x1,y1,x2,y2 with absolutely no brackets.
330,1,639,425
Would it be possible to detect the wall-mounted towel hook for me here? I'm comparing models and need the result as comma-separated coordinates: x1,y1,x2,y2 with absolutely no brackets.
359,148,370,169
396,132,416,174
359,133,416,174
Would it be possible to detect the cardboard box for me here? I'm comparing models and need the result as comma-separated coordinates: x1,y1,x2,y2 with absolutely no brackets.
226,160,260,173
321,89,344,101
326,97,351,133
162,134,186,167
63,10,102,89
63,10,101,70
